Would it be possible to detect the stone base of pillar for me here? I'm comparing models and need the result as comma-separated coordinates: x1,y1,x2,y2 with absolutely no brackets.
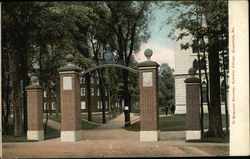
140,131,160,142
27,130,44,141
186,130,201,140
61,130,82,142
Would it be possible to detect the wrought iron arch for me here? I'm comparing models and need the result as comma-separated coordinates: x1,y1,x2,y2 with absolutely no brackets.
80,64,138,76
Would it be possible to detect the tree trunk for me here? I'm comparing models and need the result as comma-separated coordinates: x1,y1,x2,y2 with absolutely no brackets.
206,48,224,137
123,69,131,127
44,94,50,135
197,46,204,134
222,51,229,134
2,53,11,135
9,45,22,136
86,74,92,121
98,69,106,124
55,76,60,117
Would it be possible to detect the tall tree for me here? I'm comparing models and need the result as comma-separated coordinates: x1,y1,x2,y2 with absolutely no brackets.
158,63,175,111
87,1,152,126
165,0,228,137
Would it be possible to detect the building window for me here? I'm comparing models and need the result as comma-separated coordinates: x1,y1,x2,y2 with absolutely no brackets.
202,81,208,103
91,88,94,96
97,101,102,109
97,89,100,96
44,103,48,110
44,91,47,97
105,89,108,96
81,101,86,109
80,77,85,83
90,77,94,84
52,102,56,110
81,88,85,96
96,77,99,84
105,101,108,109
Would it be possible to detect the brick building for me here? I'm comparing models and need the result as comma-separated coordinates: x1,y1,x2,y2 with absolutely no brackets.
43,73,111,114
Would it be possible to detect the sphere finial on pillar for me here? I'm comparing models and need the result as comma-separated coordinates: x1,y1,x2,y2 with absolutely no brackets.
66,54,74,63
144,49,153,60
31,76,39,85
188,67,196,77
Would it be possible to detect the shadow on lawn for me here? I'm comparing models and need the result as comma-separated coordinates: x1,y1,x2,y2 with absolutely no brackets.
2,126,60,142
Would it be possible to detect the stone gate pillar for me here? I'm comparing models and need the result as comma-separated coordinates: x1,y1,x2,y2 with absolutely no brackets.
184,67,201,140
138,49,160,141
26,76,44,141
59,54,82,142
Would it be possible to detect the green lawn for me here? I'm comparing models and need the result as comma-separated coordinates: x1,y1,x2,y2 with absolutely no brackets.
2,126,60,142
125,113,228,143
48,112,122,130
125,113,227,132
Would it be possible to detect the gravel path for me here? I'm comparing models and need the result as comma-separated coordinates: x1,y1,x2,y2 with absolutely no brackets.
2,113,229,158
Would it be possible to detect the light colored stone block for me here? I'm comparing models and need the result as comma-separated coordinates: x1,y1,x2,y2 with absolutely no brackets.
61,131,82,142
143,72,153,87
186,130,201,140
27,130,44,141
63,76,72,90
140,131,160,142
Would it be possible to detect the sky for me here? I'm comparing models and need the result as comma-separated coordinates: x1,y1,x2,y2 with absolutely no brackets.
134,5,176,69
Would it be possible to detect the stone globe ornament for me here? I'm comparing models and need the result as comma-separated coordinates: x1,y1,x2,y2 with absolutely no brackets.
184,67,200,83
144,49,153,60
188,67,197,77
31,76,39,85
66,54,75,66
58,53,81,72
138,48,159,68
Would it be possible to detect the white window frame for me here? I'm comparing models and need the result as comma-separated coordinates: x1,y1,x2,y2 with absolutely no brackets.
105,101,108,109
81,88,85,96
52,102,56,110
91,88,94,96
96,78,99,84
105,89,108,96
97,89,100,96
44,91,47,97
44,103,48,110
90,77,94,84
81,101,86,109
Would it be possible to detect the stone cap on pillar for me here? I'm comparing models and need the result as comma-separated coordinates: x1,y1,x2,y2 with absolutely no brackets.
138,49,159,68
25,76,43,90
184,67,200,83
58,54,82,72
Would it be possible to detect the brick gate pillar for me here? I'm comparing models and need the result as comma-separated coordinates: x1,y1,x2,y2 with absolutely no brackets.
26,76,44,141
59,54,82,142
138,49,160,142
184,67,201,140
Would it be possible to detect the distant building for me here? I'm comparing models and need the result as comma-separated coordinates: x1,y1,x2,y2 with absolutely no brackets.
43,73,114,114
173,30,228,114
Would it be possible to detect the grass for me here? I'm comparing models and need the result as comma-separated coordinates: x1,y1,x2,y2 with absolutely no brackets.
125,113,229,143
187,135,229,143
2,125,60,142
125,113,227,132
48,112,122,130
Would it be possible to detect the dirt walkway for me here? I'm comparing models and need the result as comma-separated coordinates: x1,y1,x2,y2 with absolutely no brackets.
2,113,229,158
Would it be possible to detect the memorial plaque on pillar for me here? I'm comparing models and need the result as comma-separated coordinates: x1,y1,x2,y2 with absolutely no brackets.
63,76,72,90
143,72,153,87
